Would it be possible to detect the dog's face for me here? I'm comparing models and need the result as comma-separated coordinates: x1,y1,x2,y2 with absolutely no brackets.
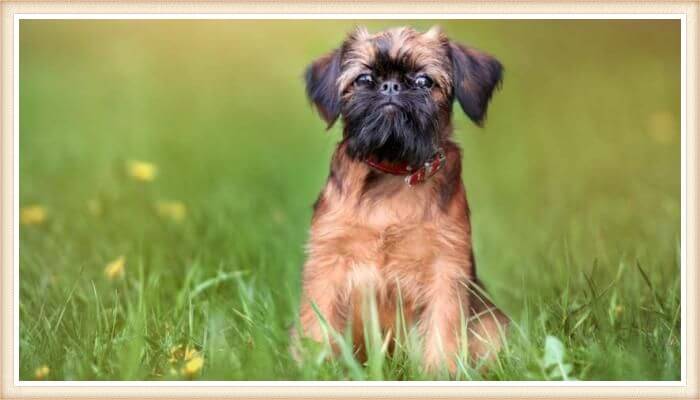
305,26,503,168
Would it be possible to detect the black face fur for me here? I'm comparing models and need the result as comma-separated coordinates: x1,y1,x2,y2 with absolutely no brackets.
341,77,440,168
305,26,503,168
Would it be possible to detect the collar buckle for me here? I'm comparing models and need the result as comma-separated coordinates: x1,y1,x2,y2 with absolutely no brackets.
404,148,446,186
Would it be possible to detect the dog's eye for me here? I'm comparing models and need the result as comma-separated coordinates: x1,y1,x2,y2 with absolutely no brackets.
414,75,433,89
354,74,374,87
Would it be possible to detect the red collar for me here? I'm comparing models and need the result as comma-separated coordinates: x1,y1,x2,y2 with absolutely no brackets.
365,148,446,186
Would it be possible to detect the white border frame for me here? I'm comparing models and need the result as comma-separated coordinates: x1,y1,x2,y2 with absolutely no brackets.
12,12,687,389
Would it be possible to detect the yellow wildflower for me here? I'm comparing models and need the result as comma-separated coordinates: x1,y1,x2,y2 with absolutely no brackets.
87,199,102,216
156,201,186,222
615,305,624,318
169,344,204,378
104,256,125,280
127,160,157,182
182,354,204,377
20,205,47,226
34,365,50,379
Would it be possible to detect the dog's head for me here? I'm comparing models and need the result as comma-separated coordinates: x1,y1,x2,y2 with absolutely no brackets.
305,26,503,168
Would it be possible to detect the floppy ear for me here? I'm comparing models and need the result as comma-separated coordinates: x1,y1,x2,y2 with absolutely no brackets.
448,42,503,125
305,49,342,128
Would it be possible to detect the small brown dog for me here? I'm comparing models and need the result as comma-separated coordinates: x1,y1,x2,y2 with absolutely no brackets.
296,26,508,373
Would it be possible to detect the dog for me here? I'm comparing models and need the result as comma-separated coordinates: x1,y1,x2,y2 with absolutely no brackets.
295,26,509,373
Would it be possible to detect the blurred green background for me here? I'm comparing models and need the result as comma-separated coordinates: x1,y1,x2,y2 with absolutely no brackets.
19,20,680,381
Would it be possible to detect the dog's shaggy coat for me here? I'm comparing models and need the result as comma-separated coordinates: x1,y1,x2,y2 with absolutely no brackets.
297,26,508,372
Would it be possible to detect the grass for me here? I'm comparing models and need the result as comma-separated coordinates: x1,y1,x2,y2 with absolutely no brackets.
18,20,681,381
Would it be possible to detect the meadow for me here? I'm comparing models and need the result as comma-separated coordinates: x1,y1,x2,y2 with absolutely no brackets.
19,20,680,381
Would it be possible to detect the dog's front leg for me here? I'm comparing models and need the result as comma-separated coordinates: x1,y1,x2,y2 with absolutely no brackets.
419,260,470,374
297,255,351,347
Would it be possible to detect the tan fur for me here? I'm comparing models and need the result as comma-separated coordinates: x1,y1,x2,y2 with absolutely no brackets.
297,26,508,374
338,27,452,97
298,145,506,373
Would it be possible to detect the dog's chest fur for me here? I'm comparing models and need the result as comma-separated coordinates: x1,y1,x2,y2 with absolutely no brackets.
319,177,436,266
307,144,473,306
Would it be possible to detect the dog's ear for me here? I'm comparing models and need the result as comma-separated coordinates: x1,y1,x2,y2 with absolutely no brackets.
305,48,342,128
448,42,503,126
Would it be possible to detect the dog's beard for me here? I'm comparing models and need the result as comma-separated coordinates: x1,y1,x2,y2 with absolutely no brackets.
342,91,440,168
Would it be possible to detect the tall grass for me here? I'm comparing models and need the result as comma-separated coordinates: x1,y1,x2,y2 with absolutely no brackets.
19,19,680,380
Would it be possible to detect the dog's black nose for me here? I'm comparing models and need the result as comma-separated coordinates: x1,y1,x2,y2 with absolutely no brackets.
379,80,401,96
